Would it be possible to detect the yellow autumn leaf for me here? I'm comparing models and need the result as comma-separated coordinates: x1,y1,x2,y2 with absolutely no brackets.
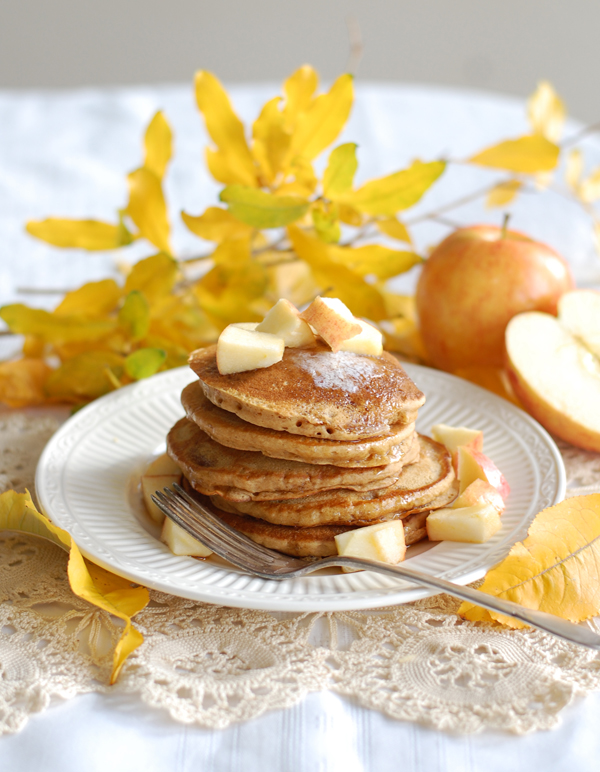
283,65,318,129
26,219,132,250
0,304,115,343
287,225,387,320
194,70,258,187
252,97,290,184
341,160,446,216
469,135,559,173
486,179,523,208
0,358,52,408
54,279,122,317
459,495,600,627
127,168,172,254
323,143,358,198
124,347,166,380
144,110,173,180
337,203,363,226
311,205,341,244
566,148,583,192
266,259,320,309
220,185,309,228
528,81,566,143
182,207,253,242
376,217,412,244
124,253,178,304
288,73,354,162
0,489,149,682
277,156,318,197
327,243,422,280
45,351,124,401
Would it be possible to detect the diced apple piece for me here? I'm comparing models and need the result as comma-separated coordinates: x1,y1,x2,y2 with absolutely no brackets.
456,446,510,499
300,296,361,352
337,319,383,355
426,503,502,543
161,517,213,557
231,322,258,331
256,298,316,348
334,520,406,564
430,423,483,471
141,453,182,525
452,479,505,514
216,325,284,375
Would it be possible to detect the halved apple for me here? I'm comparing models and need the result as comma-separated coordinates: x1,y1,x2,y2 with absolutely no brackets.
216,325,284,375
430,423,484,471
426,503,502,543
337,319,383,356
300,296,361,352
141,453,182,525
256,298,316,347
452,479,505,514
505,299,600,452
334,520,406,564
161,517,213,557
457,446,510,500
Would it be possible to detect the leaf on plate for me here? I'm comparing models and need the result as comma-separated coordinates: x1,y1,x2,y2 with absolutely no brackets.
0,489,149,682
0,358,52,408
25,219,133,250
119,290,150,342
469,135,559,173
220,185,309,228
144,111,173,180
125,347,166,380
528,81,566,143
459,495,600,627
126,168,172,254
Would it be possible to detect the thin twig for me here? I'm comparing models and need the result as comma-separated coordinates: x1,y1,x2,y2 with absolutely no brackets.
345,16,364,76
561,121,600,149
404,180,508,226
0,330,16,336
16,287,70,295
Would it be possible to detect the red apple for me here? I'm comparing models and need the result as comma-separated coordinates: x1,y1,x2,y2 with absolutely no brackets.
415,225,574,371
457,446,510,500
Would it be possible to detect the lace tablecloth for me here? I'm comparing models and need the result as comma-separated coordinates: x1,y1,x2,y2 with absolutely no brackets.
2,410,600,738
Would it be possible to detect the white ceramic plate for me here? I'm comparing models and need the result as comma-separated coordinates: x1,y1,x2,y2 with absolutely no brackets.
35,364,566,612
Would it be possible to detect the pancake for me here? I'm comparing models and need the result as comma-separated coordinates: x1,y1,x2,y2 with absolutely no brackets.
182,381,418,468
167,417,418,502
209,436,456,527
188,342,425,441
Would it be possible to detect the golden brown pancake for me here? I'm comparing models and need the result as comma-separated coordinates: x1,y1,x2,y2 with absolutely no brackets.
188,342,425,441
209,436,456,527
167,417,416,502
181,381,418,468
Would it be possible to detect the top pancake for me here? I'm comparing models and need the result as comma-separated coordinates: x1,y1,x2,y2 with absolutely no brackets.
188,342,425,441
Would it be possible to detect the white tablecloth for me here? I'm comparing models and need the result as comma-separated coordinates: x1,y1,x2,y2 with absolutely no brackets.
2,81,600,771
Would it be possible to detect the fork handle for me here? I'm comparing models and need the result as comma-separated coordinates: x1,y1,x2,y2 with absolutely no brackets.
298,557,600,650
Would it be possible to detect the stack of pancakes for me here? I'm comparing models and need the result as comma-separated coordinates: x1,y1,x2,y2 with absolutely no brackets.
167,341,458,557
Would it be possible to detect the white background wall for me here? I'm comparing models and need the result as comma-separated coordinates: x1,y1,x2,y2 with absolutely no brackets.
0,0,598,122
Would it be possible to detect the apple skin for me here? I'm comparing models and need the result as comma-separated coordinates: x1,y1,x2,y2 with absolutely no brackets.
415,225,574,371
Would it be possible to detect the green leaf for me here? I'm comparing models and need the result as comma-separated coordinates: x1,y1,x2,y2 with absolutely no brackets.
118,291,150,341
323,143,358,198
311,207,341,243
220,185,309,228
25,219,133,250
469,135,559,173
124,253,178,304
124,348,166,380
342,160,446,216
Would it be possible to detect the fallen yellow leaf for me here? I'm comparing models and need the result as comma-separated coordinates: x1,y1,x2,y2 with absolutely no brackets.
0,490,149,682
0,358,52,408
459,495,600,627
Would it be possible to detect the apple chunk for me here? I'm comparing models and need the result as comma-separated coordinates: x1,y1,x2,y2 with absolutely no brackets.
453,479,505,514
506,310,600,452
300,296,361,352
337,319,383,355
426,503,502,543
334,520,406,564
141,453,182,524
216,325,284,375
161,517,213,557
457,446,510,500
430,423,484,470
256,298,316,347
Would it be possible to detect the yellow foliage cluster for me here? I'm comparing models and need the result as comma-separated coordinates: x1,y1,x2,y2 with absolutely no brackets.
0,68,582,409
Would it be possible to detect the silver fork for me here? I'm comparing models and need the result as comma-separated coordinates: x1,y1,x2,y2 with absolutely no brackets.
152,484,600,651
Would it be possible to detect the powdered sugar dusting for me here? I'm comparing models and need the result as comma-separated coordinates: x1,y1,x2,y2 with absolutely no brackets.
297,351,382,392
